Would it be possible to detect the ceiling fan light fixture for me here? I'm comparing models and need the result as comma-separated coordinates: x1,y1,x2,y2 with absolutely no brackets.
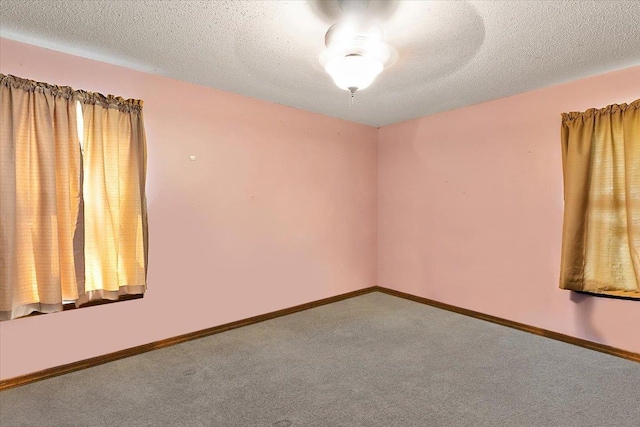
319,12,393,96
324,54,383,92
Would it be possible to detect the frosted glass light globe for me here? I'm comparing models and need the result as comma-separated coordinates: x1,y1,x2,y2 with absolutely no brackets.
324,54,383,92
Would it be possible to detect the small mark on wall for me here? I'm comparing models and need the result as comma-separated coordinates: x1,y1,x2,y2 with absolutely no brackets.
274,420,292,427
189,155,196,161
182,369,196,376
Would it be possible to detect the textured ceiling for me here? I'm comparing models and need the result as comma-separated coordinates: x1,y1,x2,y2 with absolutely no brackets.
1,1,639,127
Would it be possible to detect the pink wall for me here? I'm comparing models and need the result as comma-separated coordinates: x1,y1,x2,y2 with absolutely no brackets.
1,37,637,381
378,66,640,353
0,38,378,380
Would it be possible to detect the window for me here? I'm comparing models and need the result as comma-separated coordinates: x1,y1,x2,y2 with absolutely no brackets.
0,74,149,320
559,99,639,299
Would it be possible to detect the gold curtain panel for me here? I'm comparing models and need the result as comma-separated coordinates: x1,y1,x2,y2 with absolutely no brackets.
560,99,640,299
0,74,148,320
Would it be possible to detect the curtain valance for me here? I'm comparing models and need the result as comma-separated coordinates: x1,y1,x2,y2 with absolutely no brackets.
561,98,639,125
0,74,143,113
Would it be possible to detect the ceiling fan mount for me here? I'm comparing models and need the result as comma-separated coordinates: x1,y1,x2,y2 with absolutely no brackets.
338,0,370,14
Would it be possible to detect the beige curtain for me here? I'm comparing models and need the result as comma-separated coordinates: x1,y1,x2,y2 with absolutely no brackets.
0,75,82,320
560,99,640,299
77,94,148,304
0,74,148,320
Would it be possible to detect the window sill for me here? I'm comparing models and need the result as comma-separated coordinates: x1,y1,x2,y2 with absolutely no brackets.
21,294,144,319
575,290,640,301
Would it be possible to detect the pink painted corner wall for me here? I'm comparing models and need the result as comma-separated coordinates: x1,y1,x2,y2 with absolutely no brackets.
378,66,640,353
0,38,378,380
1,37,638,381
